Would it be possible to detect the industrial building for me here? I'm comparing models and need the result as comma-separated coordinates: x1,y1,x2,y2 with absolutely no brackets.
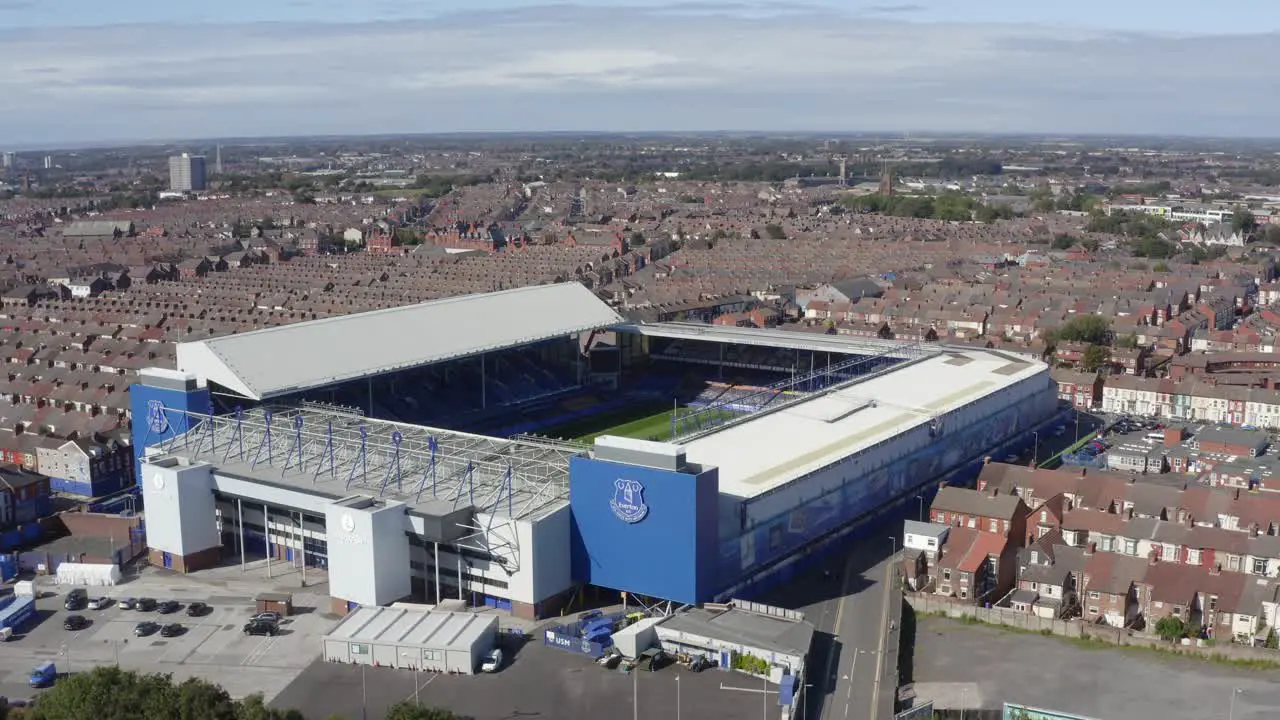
132,284,1059,619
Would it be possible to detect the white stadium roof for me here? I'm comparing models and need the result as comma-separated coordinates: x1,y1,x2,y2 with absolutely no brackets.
682,349,1047,500
176,283,623,400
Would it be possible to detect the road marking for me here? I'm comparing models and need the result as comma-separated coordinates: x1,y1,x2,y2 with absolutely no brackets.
869,557,895,720
820,553,858,720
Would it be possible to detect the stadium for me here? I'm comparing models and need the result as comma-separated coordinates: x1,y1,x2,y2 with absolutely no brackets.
130,283,1060,619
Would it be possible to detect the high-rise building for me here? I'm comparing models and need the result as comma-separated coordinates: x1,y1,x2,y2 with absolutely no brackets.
168,153,207,192
42,155,53,170
1,152,13,169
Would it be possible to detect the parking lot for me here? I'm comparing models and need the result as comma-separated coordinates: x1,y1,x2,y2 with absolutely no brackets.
273,636,781,720
0,561,340,703
912,616,1280,720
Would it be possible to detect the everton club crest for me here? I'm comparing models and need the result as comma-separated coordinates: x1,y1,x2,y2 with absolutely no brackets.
146,400,170,434
610,478,649,524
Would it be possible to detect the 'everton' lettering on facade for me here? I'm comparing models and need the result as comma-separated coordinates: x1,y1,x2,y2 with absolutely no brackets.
610,478,648,523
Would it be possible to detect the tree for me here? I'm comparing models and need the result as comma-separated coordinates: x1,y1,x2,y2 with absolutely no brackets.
1081,344,1111,372
383,702,472,720
1051,233,1078,250
1055,314,1110,345
763,223,787,240
1232,209,1258,235
26,667,305,720
1155,615,1187,642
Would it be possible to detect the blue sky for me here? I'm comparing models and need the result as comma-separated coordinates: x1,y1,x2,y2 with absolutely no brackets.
2,1,1278,146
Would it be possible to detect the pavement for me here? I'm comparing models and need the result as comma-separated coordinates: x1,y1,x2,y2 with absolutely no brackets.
272,634,778,720
755,511,906,720
0,557,341,704
911,615,1280,720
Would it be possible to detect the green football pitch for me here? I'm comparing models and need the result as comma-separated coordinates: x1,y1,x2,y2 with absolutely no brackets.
539,403,740,443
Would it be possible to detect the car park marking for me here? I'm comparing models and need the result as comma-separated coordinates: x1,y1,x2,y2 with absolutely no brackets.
241,634,280,666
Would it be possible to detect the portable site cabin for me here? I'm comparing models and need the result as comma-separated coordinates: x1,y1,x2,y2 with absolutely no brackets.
55,563,121,587
322,606,497,675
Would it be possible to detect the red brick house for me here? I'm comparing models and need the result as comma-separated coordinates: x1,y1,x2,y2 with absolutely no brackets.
1050,368,1102,410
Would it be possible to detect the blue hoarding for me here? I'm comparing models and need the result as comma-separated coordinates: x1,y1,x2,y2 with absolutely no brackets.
129,380,212,489
569,456,718,605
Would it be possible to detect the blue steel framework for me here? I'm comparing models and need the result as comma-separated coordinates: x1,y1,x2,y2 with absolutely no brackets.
145,405,580,573
670,340,939,439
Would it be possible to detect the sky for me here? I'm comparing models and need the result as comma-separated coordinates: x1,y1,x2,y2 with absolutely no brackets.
2,0,1279,146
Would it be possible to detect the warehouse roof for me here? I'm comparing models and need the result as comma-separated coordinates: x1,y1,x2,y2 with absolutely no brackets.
62,220,134,237
682,349,1048,499
658,603,814,659
176,282,623,399
325,606,497,649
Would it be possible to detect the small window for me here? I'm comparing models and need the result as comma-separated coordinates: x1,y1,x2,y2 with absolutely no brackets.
989,519,998,532
1254,558,1267,575
1088,606,1099,615
1030,582,1038,591
1209,596,1218,611
943,569,951,581
959,588,968,599
1040,510,1048,522
1089,591,1100,600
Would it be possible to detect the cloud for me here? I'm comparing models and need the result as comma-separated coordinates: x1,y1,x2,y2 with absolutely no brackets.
862,4,926,14
0,6,1277,145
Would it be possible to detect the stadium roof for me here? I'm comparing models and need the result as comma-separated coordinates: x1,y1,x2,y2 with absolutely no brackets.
617,321,922,359
176,283,623,400
682,349,1048,500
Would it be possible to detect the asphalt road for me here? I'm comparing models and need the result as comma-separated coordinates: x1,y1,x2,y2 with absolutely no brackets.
756,513,904,720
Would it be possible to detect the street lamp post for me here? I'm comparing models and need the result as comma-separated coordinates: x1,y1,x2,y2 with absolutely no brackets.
361,663,368,720
402,653,422,707
916,494,924,522
675,675,681,720
1032,431,1040,466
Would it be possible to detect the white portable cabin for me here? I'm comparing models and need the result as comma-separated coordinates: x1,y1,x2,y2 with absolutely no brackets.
55,563,121,587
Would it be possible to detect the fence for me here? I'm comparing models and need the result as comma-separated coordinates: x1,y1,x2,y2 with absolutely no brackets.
906,593,1280,666
1039,430,1101,469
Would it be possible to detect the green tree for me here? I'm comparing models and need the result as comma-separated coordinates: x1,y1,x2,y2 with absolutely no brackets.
1155,615,1187,642
1232,209,1258,235
1051,234,1078,250
1081,344,1111,372
27,667,305,720
1055,314,1110,345
383,702,472,720
763,223,787,240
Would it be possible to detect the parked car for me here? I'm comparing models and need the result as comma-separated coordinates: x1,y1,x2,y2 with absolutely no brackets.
157,601,181,615
159,623,185,638
186,602,210,617
87,597,112,611
117,598,137,611
28,662,56,688
688,655,712,673
63,589,87,611
62,615,88,632
243,620,278,637
479,648,504,673
134,621,160,637
136,598,157,612
252,611,281,624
